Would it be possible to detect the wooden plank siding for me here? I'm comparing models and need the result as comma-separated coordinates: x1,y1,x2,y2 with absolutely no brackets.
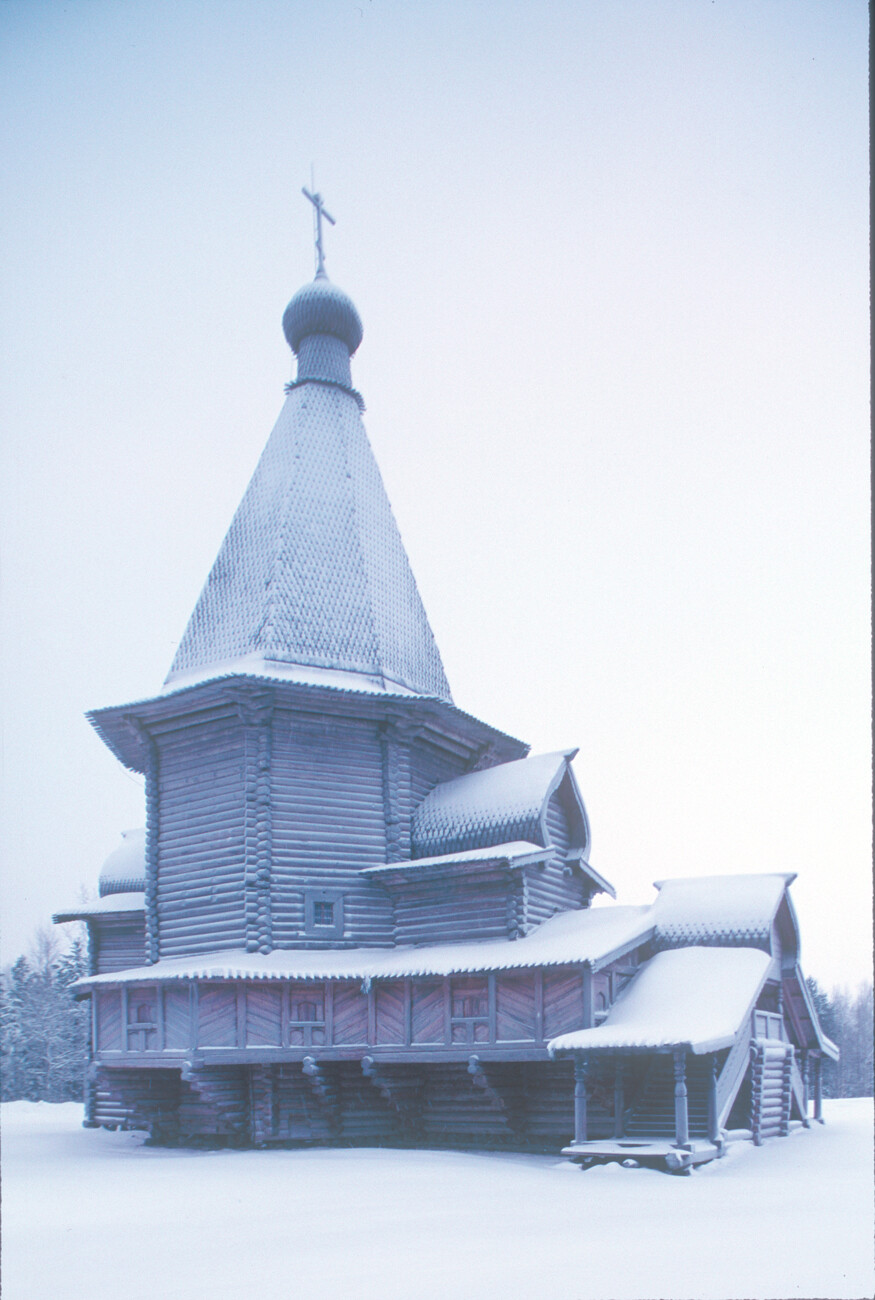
164,985,191,1048
198,986,238,1047
91,967,590,1061
96,988,123,1051
246,985,283,1046
495,971,537,1041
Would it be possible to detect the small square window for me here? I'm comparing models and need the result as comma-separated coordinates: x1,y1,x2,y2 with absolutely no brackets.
303,890,345,939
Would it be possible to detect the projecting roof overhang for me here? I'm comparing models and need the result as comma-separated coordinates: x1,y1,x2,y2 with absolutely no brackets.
53,892,145,924
87,674,528,774
361,840,551,884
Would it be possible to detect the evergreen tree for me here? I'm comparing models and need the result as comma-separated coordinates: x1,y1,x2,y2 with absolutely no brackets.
1,932,89,1103
806,976,874,1098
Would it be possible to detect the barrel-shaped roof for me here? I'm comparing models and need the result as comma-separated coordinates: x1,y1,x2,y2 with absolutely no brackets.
412,750,579,857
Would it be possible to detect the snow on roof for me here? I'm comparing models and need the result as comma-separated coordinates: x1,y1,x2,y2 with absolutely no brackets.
361,840,551,880
88,673,528,777
165,384,452,701
76,904,653,989
160,655,424,698
412,750,576,857
98,829,146,897
54,893,145,923
549,946,773,1056
651,873,795,948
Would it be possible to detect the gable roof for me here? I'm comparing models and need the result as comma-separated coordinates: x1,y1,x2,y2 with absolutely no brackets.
412,749,586,857
650,873,796,950
165,328,451,701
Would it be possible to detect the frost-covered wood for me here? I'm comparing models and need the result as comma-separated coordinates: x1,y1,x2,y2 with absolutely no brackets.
62,255,837,1160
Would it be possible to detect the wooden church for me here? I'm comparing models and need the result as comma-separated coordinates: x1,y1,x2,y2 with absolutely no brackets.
56,196,836,1172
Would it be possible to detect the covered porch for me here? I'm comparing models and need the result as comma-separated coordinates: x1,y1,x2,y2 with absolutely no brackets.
549,945,826,1172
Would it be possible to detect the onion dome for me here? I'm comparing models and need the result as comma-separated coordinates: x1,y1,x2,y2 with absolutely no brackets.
99,828,146,897
282,273,363,356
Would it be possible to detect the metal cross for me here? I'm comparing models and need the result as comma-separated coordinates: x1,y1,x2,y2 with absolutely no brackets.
302,186,336,277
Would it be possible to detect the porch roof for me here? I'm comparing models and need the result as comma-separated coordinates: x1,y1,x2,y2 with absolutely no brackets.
548,946,772,1056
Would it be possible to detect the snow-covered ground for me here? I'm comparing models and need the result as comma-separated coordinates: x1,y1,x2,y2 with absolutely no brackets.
2,1099,872,1300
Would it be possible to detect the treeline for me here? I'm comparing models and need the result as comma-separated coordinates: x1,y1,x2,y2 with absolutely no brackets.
0,933,872,1102
1,931,89,1103
806,978,874,1099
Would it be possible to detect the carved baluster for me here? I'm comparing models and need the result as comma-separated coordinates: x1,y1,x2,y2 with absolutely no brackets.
573,1055,589,1144
673,1048,689,1147
613,1060,624,1139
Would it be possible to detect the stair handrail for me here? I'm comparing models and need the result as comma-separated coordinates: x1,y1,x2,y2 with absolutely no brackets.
716,1012,755,1128
788,1048,807,1121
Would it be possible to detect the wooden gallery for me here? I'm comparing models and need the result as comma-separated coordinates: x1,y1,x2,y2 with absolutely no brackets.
56,208,836,1172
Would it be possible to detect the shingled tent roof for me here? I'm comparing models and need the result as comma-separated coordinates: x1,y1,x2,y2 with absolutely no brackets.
165,274,452,702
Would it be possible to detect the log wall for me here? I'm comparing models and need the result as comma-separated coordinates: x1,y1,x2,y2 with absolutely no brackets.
92,916,147,974
393,874,518,946
524,786,591,927
154,707,247,958
270,711,393,946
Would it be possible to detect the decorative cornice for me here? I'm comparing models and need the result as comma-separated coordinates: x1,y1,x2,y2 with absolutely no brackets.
283,375,365,411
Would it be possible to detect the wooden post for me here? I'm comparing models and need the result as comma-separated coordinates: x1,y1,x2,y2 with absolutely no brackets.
84,999,98,1127
613,1059,624,1138
813,1054,824,1123
121,986,129,1054
573,1055,589,1144
801,1050,810,1128
581,965,593,1029
157,985,166,1053
191,983,199,1050
236,986,246,1049
368,983,377,1046
673,1048,689,1147
751,1043,764,1145
487,972,496,1045
533,969,544,1042
707,1053,719,1144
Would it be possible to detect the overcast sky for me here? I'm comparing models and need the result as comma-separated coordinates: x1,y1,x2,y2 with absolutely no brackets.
1,1,869,987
